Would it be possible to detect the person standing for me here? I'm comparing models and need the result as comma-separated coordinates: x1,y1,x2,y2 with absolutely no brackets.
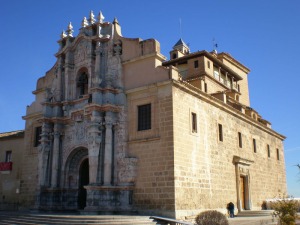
228,202,235,218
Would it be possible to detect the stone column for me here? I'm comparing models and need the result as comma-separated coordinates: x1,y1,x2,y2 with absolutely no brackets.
103,112,114,186
200,79,205,92
87,111,102,184
38,122,51,187
51,123,61,188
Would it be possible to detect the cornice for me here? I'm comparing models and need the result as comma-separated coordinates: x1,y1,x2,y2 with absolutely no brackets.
171,79,286,140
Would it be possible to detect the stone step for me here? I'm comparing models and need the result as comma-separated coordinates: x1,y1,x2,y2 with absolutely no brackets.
0,213,156,225
237,210,274,217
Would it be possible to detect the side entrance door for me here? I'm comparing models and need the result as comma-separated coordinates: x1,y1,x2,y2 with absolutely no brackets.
240,176,246,210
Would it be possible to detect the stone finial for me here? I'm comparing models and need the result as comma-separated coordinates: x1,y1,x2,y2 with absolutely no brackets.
60,30,67,39
81,17,89,27
113,17,119,24
89,10,96,24
67,22,74,37
98,11,105,23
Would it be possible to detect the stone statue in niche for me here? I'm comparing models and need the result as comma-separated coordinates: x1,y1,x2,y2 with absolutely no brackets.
75,121,86,141
113,40,122,56
75,41,88,63
107,41,122,88
45,77,60,102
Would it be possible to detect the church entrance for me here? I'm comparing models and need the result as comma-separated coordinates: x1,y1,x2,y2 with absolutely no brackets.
233,156,253,212
78,159,89,209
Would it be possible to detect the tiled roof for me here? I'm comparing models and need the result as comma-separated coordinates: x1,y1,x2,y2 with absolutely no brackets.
0,130,24,139
173,38,188,48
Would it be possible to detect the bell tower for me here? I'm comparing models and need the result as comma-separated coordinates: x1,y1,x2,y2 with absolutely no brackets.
170,38,190,59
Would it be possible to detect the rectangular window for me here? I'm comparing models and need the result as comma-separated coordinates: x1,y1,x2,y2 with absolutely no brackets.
194,60,199,68
191,112,197,133
267,144,270,158
218,124,223,142
238,132,242,148
34,126,42,147
207,61,210,69
204,83,208,93
214,70,219,80
5,151,12,162
276,148,280,160
253,138,257,153
138,104,151,131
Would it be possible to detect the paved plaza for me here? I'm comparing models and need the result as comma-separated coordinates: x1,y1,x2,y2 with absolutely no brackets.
0,211,298,225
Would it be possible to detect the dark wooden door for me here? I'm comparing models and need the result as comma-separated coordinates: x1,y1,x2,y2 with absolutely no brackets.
240,176,245,209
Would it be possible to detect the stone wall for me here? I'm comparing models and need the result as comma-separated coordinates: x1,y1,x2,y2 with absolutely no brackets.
172,81,286,218
127,82,176,217
19,118,40,208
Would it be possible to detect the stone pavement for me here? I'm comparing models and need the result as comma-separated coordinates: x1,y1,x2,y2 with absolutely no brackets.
0,211,298,225
228,213,300,225
228,216,277,225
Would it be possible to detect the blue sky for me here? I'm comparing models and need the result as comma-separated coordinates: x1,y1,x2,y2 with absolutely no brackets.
0,1,299,197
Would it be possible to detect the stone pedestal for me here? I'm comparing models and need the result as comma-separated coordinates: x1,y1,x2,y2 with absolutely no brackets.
37,188,78,210
84,185,134,212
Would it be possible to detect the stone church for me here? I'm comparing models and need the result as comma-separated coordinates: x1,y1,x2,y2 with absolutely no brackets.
0,10,286,218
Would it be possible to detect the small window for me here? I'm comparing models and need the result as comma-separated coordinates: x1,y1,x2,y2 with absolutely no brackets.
238,84,240,92
194,60,199,68
238,132,242,148
218,124,223,142
5,151,12,162
276,148,280,160
207,61,210,69
191,112,197,133
267,144,270,158
138,104,151,131
253,138,257,153
172,53,177,59
204,83,208,93
34,126,42,147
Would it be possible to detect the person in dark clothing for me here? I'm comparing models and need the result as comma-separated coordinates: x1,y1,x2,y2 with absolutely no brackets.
227,202,235,218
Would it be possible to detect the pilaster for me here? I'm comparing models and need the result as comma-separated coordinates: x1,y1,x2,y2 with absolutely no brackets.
87,111,102,184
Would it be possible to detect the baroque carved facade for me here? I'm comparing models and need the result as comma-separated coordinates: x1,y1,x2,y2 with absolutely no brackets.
0,10,286,219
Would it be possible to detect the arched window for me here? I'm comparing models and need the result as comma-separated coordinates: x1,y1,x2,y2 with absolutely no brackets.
77,72,88,98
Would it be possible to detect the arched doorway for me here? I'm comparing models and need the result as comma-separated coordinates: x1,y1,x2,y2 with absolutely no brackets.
78,158,89,209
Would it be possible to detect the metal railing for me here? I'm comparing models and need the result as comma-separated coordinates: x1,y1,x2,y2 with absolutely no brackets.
150,216,195,225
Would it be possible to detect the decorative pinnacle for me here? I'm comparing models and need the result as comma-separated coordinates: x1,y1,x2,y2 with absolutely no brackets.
113,17,119,24
89,10,96,24
67,22,74,37
81,17,89,27
60,30,67,39
98,11,105,23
